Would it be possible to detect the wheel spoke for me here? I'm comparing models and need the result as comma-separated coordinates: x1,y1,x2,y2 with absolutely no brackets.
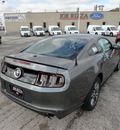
90,82,100,107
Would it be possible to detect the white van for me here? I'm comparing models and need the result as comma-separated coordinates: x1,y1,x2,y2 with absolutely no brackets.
20,26,31,37
48,26,62,36
64,25,79,34
102,25,119,36
87,25,105,35
33,26,45,36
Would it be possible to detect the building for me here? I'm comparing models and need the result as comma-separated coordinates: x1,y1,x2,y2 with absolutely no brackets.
4,11,120,33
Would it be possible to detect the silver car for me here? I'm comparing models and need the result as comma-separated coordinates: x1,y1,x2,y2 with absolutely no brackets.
1,35,120,119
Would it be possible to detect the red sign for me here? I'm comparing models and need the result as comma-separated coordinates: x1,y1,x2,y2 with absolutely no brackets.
60,13,88,20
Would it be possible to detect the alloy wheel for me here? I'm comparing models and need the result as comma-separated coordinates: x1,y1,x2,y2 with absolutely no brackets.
90,82,100,107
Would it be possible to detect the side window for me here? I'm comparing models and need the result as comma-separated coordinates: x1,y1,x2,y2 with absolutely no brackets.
107,27,110,31
98,39,111,52
88,44,99,56
92,27,95,31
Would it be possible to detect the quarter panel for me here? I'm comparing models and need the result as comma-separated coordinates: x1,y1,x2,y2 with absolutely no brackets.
69,54,104,98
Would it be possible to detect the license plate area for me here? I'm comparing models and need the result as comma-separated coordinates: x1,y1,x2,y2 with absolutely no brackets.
12,86,23,98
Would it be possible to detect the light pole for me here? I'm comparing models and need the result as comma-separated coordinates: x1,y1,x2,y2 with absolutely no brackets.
78,7,80,33
1,0,6,33
119,4,120,12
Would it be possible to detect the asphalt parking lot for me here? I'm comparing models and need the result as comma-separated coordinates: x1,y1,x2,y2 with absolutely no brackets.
0,33,120,130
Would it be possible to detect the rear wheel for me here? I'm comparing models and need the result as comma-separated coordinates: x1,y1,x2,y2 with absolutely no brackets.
0,37,1,44
95,32,98,35
82,77,101,111
114,61,120,71
110,32,113,36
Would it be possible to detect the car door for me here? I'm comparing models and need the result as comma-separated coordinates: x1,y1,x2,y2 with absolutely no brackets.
91,27,95,35
107,27,111,35
97,38,117,80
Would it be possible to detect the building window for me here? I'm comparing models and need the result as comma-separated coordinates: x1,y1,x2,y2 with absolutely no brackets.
103,22,106,25
43,22,46,28
57,22,60,27
72,22,75,26
30,22,33,29
87,22,90,28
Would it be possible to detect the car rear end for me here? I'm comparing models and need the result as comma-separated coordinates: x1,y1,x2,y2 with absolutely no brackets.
0,56,73,119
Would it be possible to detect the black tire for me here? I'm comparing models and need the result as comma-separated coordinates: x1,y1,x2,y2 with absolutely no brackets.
0,37,1,44
95,32,98,35
82,77,101,111
110,32,113,36
87,31,89,34
114,61,120,71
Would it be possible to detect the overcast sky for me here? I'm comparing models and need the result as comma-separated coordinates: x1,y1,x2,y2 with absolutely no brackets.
0,0,120,16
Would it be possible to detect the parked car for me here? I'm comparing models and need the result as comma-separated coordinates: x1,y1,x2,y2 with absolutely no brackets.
33,26,45,36
48,26,62,36
64,25,79,34
102,25,119,36
20,26,31,37
0,35,1,44
115,32,120,45
87,25,105,35
1,35,120,119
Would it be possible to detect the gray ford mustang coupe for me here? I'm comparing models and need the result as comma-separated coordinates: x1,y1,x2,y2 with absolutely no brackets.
1,35,120,119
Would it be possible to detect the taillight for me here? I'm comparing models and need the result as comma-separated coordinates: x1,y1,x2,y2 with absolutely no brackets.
35,72,65,88
1,61,7,74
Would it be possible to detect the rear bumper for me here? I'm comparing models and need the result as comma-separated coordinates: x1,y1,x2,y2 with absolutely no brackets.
0,74,82,119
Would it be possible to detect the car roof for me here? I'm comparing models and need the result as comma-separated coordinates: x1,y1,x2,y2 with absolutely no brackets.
20,26,29,28
88,25,101,27
53,34,104,40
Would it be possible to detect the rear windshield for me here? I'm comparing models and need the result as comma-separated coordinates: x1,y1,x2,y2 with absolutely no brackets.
21,28,29,31
24,37,88,59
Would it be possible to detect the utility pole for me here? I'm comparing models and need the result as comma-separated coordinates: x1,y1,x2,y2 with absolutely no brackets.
119,4,120,12
78,7,80,33
1,0,6,34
